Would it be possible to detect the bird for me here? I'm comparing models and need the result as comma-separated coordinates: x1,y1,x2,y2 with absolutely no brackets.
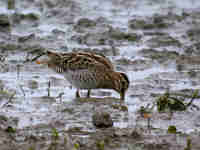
36,50,129,100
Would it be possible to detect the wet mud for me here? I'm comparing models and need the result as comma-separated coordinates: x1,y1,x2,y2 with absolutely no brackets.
0,0,200,149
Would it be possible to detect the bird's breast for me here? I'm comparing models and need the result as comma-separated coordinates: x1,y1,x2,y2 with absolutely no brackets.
64,70,99,89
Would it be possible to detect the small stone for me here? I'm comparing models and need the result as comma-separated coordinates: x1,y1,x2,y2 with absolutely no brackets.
131,130,142,139
92,109,113,128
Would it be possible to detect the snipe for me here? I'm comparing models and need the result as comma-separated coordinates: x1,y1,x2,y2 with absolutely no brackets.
36,51,129,100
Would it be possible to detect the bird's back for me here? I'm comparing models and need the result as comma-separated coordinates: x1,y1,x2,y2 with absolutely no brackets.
60,51,114,71
46,51,115,89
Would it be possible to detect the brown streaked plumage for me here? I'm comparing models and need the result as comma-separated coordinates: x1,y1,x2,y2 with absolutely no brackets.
36,50,129,100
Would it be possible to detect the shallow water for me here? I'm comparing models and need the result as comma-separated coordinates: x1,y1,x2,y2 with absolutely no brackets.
0,0,200,138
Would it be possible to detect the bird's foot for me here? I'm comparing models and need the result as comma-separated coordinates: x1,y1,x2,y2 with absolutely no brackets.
87,90,91,98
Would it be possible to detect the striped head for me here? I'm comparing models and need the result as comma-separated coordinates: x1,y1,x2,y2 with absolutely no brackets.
36,51,64,72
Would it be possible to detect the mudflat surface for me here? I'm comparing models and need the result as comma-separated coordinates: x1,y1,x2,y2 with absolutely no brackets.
0,0,200,149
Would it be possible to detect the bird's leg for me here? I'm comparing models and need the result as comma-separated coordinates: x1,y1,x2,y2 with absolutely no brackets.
87,89,91,98
76,89,80,98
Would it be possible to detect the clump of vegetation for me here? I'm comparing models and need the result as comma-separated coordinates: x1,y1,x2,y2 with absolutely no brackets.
76,18,96,28
0,14,10,27
138,104,154,129
96,140,105,150
73,143,80,150
0,83,16,107
17,13,39,21
5,126,16,133
139,105,153,116
7,0,15,10
27,147,35,150
156,90,199,112
184,137,192,150
167,125,177,134
51,128,59,140
48,128,59,150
